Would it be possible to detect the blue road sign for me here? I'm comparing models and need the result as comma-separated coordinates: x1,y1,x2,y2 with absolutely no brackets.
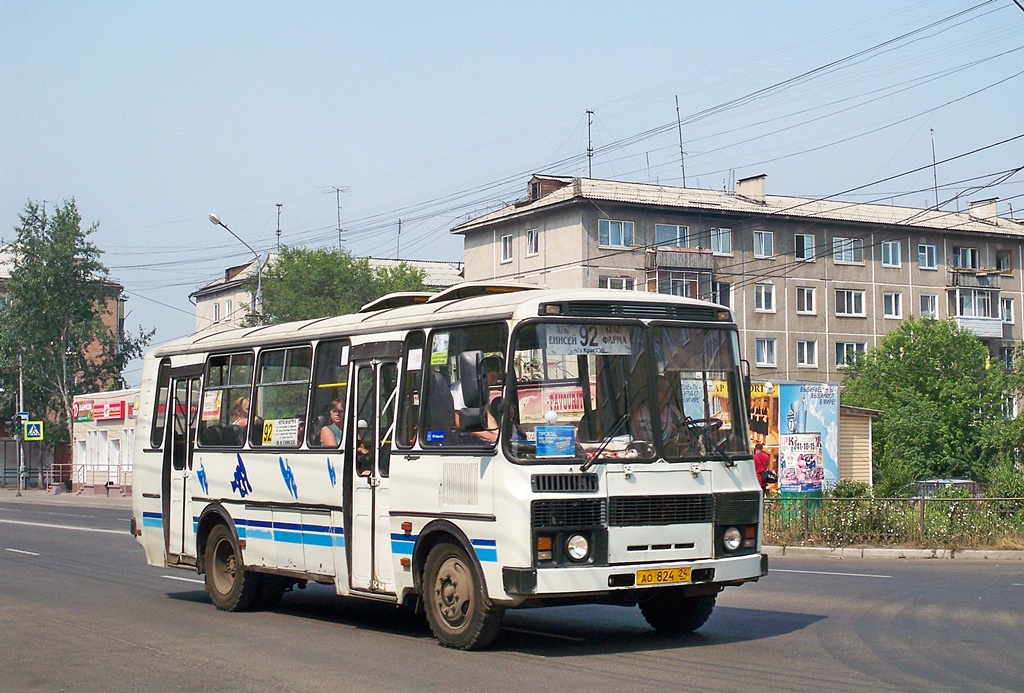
24,421,43,441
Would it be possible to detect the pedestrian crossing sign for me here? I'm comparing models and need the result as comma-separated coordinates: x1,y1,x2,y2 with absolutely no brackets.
24,421,43,441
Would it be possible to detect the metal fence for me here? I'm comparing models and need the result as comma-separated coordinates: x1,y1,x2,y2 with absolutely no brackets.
764,497,1024,550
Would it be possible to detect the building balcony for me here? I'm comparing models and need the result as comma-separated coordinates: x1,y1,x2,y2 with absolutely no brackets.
645,247,715,271
946,268,1001,289
953,315,1003,338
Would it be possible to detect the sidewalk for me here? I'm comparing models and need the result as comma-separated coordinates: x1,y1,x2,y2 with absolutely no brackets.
0,485,132,508
764,544,1024,561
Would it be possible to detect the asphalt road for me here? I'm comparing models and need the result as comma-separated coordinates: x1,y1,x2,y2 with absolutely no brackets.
1,496,1022,692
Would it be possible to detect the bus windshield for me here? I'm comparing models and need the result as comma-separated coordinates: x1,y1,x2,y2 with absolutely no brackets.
506,321,748,463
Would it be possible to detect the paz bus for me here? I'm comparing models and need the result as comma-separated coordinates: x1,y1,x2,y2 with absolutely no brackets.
131,283,767,649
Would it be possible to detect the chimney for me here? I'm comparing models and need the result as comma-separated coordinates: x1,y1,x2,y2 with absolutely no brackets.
736,174,766,204
968,198,998,223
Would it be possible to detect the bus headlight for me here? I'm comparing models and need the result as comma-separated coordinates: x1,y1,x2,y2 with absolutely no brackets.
722,527,743,552
566,533,589,561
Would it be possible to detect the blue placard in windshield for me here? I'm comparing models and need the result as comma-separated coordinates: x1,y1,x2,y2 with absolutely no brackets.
536,426,576,457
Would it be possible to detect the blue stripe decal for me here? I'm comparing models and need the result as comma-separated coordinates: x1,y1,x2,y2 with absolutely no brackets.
391,534,416,555
142,517,162,528
142,511,162,519
273,529,303,544
474,547,498,562
247,528,273,541
471,538,497,547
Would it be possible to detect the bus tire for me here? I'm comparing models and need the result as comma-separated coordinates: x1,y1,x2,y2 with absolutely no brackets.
204,523,260,612
639,590,716,633
423,541,503,650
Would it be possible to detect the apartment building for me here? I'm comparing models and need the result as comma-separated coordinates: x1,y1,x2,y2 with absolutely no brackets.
454,174,1024,384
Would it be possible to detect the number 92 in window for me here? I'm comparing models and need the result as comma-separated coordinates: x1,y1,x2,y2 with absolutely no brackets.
543,324,632,355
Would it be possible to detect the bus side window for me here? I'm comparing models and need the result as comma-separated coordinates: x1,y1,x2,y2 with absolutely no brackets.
251,345,311,448
396,331,424,449
308,339,350,448
150,359,171,449
197,352,253,448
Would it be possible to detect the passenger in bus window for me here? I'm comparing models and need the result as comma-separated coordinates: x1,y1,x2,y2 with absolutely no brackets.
231,397,249,440
460,356,504,443
320,399,344,447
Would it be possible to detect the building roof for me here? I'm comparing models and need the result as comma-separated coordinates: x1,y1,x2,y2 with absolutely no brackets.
190,258,260,300
367,257,463,288
451,175,1024,238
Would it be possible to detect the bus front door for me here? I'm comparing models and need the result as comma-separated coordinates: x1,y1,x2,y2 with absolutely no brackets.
164,374,201,561
349,359,398,595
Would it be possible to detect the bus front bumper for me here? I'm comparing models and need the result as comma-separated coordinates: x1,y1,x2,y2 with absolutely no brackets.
502,552,767,597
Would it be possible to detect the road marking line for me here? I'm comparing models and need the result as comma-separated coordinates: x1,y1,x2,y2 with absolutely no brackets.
773,568,891,579
162,575,205,585
502,626,586,642
5,548,41,556
0,518,125,535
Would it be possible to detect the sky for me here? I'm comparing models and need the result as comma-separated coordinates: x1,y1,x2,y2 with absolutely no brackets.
3,1,1023,385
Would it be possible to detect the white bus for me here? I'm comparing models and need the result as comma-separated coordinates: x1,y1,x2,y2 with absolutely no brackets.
131,284,767,649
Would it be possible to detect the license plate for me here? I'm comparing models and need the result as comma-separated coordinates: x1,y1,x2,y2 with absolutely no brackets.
635,567,691,586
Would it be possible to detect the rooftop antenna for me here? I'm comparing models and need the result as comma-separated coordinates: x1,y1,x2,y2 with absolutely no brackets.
322,186,351,249
275,203,282,252
586,109,594,178
397,218,402,259
675,95,686,187
930,129,939,210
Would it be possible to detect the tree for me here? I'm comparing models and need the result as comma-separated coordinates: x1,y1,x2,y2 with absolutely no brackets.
0,199,152,452
253,246,428,324
841,316,1014,494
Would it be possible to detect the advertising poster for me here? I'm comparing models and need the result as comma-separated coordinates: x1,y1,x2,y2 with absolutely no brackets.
778,433,824,493
777,382,839,489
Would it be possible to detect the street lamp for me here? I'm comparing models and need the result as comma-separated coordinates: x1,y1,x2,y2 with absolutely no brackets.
209,213,263,324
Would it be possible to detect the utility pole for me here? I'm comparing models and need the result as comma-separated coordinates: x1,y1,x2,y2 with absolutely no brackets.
397,219,402,259
930,129,939,210
675,95,686,187
586,110,594,178
17,351,24,495
276,203,282,253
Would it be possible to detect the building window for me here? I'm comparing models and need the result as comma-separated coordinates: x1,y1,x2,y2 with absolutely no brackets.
526,228,539,256
753,230,774,258
712,281,731,308
883,292,902,318
835,342,866,367
996,250,1013,273
953,246,979,270
212,302,220,323
754,283,775,312
598,218,634,248
796,286,816,315
600,276,635,291
920,293,938,318
658,271,698,298
1000,346,1014,370
836,289,865,316
710,227,732,255
1001,297,1014,323
833,237,864,264
881,241,901,268
918,243,938,269
224,300,232,322
795,233,815,260
796,340,818,367
755,338,777,367
500,234,513,263
655,223,688,248
956,289,994,318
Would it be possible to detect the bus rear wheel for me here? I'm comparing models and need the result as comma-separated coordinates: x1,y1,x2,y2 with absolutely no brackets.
204,523,260,612
639,590,717,633
423,542,503,650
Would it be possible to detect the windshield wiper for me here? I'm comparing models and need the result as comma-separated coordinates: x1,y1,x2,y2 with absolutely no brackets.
580,412,630,472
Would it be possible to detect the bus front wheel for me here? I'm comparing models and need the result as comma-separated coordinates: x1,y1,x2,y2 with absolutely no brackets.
423,541,503,650
639,590,717,633
204,523,260,612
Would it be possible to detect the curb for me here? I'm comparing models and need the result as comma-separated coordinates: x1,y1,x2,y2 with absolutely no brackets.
764,545,1024,560
0,487,132,508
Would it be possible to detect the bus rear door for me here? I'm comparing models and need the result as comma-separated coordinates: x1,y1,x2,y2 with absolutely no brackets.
164,368,201,561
